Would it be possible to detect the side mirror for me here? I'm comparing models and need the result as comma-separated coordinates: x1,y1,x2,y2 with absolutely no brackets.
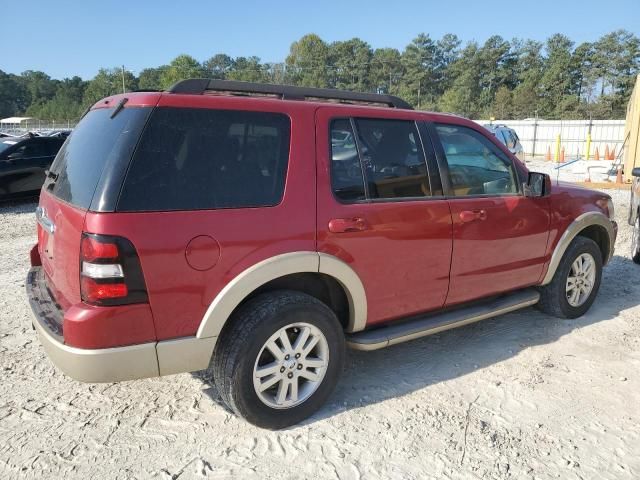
632,167,640,178
523,172,551,198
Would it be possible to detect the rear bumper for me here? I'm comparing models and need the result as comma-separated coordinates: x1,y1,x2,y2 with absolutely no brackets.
26,266,159,382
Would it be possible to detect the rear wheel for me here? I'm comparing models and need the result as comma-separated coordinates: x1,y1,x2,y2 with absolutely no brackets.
211,290,345,429
537,236,603,319
632,215,640,265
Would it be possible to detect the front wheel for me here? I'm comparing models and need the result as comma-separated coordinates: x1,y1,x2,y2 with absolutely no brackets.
211,290,345,429
632,215,640,265
537,236,603,319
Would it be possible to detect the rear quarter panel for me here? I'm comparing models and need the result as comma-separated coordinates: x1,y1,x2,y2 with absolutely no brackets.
84,96,317,340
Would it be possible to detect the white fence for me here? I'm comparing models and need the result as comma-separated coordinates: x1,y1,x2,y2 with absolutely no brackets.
476,119,626,159
0,119,77,135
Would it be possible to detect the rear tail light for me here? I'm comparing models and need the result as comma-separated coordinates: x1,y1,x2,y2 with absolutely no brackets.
80,233,148,306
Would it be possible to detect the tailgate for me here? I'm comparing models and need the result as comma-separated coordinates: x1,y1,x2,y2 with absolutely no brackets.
37,190,86,311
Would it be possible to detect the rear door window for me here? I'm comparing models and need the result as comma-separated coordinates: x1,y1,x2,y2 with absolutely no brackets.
355,118,430,199
117,108,291,211
329,118,431,202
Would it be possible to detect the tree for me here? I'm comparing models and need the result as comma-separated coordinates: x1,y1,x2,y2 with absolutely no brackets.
539,34,574,117
82,68,138,106
399,34,438,108
27,76,87,120
492,86,513,119
439,42,482,116
285,34,330,87
203,54,235,79
138,67,164,90
0,70,28,117
328,38,373,91
227,56,268,82
159,55,204,89
370,48,403,94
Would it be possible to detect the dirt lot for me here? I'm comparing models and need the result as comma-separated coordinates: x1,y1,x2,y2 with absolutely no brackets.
1,189,639,480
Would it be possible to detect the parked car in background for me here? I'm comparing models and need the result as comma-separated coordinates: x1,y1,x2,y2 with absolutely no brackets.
0,134,66,199
26,80,616,429
47,130,72,139
484,124,525,161
630,167,640,264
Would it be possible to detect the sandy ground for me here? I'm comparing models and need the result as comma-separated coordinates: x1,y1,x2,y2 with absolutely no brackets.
1,189,639,480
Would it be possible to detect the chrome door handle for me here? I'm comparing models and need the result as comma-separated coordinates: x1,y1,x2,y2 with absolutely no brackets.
328,217,368,233
35,206,55,234
459,209,487,223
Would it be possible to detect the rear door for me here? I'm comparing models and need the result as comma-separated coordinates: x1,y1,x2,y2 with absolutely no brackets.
316,107,453,327
429,121,550,306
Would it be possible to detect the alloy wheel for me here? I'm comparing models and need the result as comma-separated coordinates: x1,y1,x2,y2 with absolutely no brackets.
253,322,329,409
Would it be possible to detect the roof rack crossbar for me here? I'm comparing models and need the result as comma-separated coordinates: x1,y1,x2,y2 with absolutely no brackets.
167,79,413,110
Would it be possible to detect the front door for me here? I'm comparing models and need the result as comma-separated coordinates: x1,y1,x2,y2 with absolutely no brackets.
316,108,453,327
430,122,550,306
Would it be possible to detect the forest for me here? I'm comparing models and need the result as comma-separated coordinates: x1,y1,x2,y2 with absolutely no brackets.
0,30,638,121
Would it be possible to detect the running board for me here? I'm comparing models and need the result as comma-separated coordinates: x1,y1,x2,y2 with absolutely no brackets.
346,288,540,351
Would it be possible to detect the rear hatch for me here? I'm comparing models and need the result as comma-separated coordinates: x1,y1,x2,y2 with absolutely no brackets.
38,99,154,310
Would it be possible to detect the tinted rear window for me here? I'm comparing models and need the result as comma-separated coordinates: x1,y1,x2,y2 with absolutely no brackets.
47,107,151,209
117,108,291,212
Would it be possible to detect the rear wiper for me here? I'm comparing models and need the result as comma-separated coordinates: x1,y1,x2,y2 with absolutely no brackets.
110,97,129,119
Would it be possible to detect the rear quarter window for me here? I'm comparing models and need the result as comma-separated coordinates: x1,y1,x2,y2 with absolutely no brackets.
117,108,291,212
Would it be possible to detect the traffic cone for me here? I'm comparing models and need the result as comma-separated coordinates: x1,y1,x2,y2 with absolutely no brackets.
616,166,623,184
594,147,600,160
608,146,615,160
545,146,551,161
560,147,565,163
605,145,610,161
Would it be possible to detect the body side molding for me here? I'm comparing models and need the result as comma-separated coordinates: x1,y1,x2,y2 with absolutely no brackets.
196,251,368,341
541,211,615,285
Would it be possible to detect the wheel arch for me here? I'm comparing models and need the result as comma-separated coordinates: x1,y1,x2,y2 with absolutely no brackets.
196,252,367,341
541,212,614,285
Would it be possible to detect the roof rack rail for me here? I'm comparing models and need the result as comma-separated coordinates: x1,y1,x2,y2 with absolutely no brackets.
167,79,413,110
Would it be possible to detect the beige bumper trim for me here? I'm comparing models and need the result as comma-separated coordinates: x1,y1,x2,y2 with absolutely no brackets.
33,316,159,383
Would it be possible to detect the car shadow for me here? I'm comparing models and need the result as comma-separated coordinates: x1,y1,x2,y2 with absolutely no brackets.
198,252,640,426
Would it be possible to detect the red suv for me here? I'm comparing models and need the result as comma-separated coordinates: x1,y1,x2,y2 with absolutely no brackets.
26,80,617,428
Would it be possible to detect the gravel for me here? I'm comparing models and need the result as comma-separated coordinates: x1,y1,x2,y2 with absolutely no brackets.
1,191,639,480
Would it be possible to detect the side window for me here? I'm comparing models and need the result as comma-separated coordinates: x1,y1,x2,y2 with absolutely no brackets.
118,108,290,211
9,142,44,159
435,123,519,196
330,119,365,201
354,118,430,199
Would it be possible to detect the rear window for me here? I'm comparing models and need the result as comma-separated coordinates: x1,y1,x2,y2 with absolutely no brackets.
47,107,151,209
117,108,291,212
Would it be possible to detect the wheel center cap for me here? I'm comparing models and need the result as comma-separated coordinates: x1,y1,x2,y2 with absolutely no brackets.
284,358,296,370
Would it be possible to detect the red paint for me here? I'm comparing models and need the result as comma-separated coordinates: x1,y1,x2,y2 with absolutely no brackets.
31,91,615,350
185,235,221,271
445,195,550,305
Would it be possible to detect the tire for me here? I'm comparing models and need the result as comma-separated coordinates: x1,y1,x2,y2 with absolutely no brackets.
632,215,640,265
211,290,345,429
537,236,603,319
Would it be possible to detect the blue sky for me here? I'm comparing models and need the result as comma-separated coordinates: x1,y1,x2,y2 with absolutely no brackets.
3,0,639,80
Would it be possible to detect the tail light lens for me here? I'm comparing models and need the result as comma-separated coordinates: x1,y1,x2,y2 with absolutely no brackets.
80,233,148,306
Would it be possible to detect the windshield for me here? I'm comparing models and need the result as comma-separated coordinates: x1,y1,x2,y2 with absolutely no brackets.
46,107,151,209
